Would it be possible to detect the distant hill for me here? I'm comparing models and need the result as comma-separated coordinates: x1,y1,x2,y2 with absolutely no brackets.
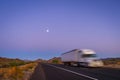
0,57,30,68
34,58,47,63
47,57,62,64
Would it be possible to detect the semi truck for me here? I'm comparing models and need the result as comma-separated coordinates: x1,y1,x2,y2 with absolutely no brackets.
61,49,104,67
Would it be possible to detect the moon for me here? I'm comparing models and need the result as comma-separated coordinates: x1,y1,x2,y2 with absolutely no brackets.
46,29,49,32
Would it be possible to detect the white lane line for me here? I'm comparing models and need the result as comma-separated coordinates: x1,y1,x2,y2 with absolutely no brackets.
47,64,98,80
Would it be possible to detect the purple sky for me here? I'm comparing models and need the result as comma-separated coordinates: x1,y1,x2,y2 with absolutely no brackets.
0,0,120,60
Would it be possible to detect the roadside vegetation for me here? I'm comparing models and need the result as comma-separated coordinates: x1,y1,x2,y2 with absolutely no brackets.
102,58,120,68
0,57,28,68
52,60,59,64
47,57,62,64
0,57,37,80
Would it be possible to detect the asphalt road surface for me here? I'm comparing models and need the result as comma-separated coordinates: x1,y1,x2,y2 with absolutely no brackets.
30,63,120,80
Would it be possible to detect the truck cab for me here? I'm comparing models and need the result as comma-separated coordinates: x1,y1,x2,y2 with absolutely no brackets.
78,49,104,67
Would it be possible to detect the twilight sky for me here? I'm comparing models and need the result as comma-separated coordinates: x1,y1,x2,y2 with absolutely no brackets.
0,0,120,60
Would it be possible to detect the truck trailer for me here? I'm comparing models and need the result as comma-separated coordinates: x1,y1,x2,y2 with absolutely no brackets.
61,49,104,67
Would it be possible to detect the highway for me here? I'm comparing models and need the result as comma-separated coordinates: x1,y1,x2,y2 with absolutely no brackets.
30,63,120,80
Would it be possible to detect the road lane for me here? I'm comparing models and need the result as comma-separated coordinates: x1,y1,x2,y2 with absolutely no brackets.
42,63,95,80
52,64,120,80
47,64,98,80
30,63,120,80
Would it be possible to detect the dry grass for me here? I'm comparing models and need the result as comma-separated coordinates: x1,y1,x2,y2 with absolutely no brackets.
103,62,120,69
0,62,37,80
103,64,120,69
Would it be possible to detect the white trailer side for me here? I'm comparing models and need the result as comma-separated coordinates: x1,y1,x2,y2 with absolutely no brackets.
61,49,104,67
61,49,78,62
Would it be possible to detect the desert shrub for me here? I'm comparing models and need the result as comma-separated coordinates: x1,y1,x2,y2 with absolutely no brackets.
102,58,120,65
0,57,28,68
1,66,23,80
20,63,37,71
0,57,37,80
0,62,37,80
117,62,120,65
9,61,26,67
9,61,18,66
52,60,59,64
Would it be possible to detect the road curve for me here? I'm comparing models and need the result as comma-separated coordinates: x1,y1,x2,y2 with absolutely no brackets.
30,63,120,80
